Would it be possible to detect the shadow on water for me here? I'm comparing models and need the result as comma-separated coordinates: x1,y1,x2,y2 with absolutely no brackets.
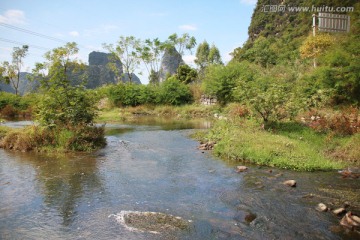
2,151,104,227
114,115,212,131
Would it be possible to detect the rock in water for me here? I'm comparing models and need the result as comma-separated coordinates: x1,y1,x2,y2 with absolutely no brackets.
283,180,296,187
333,208,346,216
109,211,190,234
340,212,360,230
236,166,248,173
316,203,328,212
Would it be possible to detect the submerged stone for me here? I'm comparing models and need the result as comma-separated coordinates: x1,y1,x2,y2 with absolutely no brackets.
333,207,346,216
236,166,248,173
316,203,328,212
340,212,360,230
283,180,296,187
110,211,190,234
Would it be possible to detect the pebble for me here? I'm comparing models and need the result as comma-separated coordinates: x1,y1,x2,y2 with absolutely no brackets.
236,166,248,173
333,208,346,216
316,203,328,212
283,180,296,187
340,212,360,229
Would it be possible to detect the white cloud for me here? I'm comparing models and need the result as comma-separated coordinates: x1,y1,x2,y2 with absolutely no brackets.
69,31,80,37
179,24,197,31
240,0,257,5
0,9,26,25
183,55,196,66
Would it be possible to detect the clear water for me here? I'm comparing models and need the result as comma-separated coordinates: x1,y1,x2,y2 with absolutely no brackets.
0,119,359,239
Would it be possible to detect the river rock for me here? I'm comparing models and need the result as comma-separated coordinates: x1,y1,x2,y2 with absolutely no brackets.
316,203,328,212
340,212,360,230
244,213,257,223
110,211,190,233
333,207,346,216
236,166,248,173
197,141,215,150
283,180,296,187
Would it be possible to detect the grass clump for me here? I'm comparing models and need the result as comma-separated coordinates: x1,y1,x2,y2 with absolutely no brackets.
0,125,106,152
201,119,345,171
96,104,218,123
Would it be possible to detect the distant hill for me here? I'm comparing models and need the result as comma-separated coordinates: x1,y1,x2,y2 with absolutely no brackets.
0,51,142,95
159,47,184,82
0,72,39,95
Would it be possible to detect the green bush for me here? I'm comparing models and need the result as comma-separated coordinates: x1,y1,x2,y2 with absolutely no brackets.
159,77,193,105
0,92,21,109
106,78,192,107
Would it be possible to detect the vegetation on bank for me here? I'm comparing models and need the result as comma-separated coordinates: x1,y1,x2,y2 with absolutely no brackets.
0,43,106,152
96,104,218,123
0,1,359,167
0,125,105,152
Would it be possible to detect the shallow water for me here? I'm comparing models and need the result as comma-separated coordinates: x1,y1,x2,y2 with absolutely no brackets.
0,118,359,239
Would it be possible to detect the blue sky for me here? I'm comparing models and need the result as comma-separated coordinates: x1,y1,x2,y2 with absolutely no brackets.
0,0,257,84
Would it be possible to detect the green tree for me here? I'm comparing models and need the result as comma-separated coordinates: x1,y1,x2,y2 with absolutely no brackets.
34,42,97,128
103,36,141,83
203,63,241,105
176,64,198,84
166,33,196,56
195,41,222,70
300,33,335,67
208,44,222,65
195,40,210,70
0,45,29,95
160,76,193,105
138,38,166,84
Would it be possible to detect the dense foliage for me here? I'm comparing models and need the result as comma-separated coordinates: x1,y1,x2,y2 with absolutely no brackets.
105,76,193,107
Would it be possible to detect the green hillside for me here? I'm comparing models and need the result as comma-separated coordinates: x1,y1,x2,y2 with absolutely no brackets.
232,0,359,66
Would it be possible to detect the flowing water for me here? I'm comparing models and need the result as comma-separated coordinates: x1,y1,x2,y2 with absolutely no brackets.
0,119,359,239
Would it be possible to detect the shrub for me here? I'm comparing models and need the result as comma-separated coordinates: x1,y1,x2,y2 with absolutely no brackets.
0,105,19,119
159,77,193,105
301,107,360,135
0,92,21,109
66,125,106,151
224,103,250,119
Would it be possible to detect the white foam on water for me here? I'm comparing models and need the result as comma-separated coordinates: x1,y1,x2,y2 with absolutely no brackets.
109,211,161,234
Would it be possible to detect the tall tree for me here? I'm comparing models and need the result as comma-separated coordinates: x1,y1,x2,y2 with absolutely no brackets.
195,41,222,80
166,33,196,56
34,42,96,128
195,40,210,70
208,44,222,65
103,36,141,83
0,45,29,95
138,38,166,84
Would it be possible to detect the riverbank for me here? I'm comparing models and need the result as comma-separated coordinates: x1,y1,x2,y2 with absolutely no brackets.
96,104,219,123
1,103,358,170
193,117,359,171
97,104,359,171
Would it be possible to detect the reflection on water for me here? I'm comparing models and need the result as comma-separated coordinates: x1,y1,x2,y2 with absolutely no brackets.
0,118,359,239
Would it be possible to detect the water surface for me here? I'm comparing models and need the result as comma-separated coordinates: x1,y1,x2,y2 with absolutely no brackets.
0,119,359,239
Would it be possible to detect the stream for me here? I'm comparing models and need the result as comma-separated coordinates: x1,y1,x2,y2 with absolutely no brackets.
0,119,359,239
